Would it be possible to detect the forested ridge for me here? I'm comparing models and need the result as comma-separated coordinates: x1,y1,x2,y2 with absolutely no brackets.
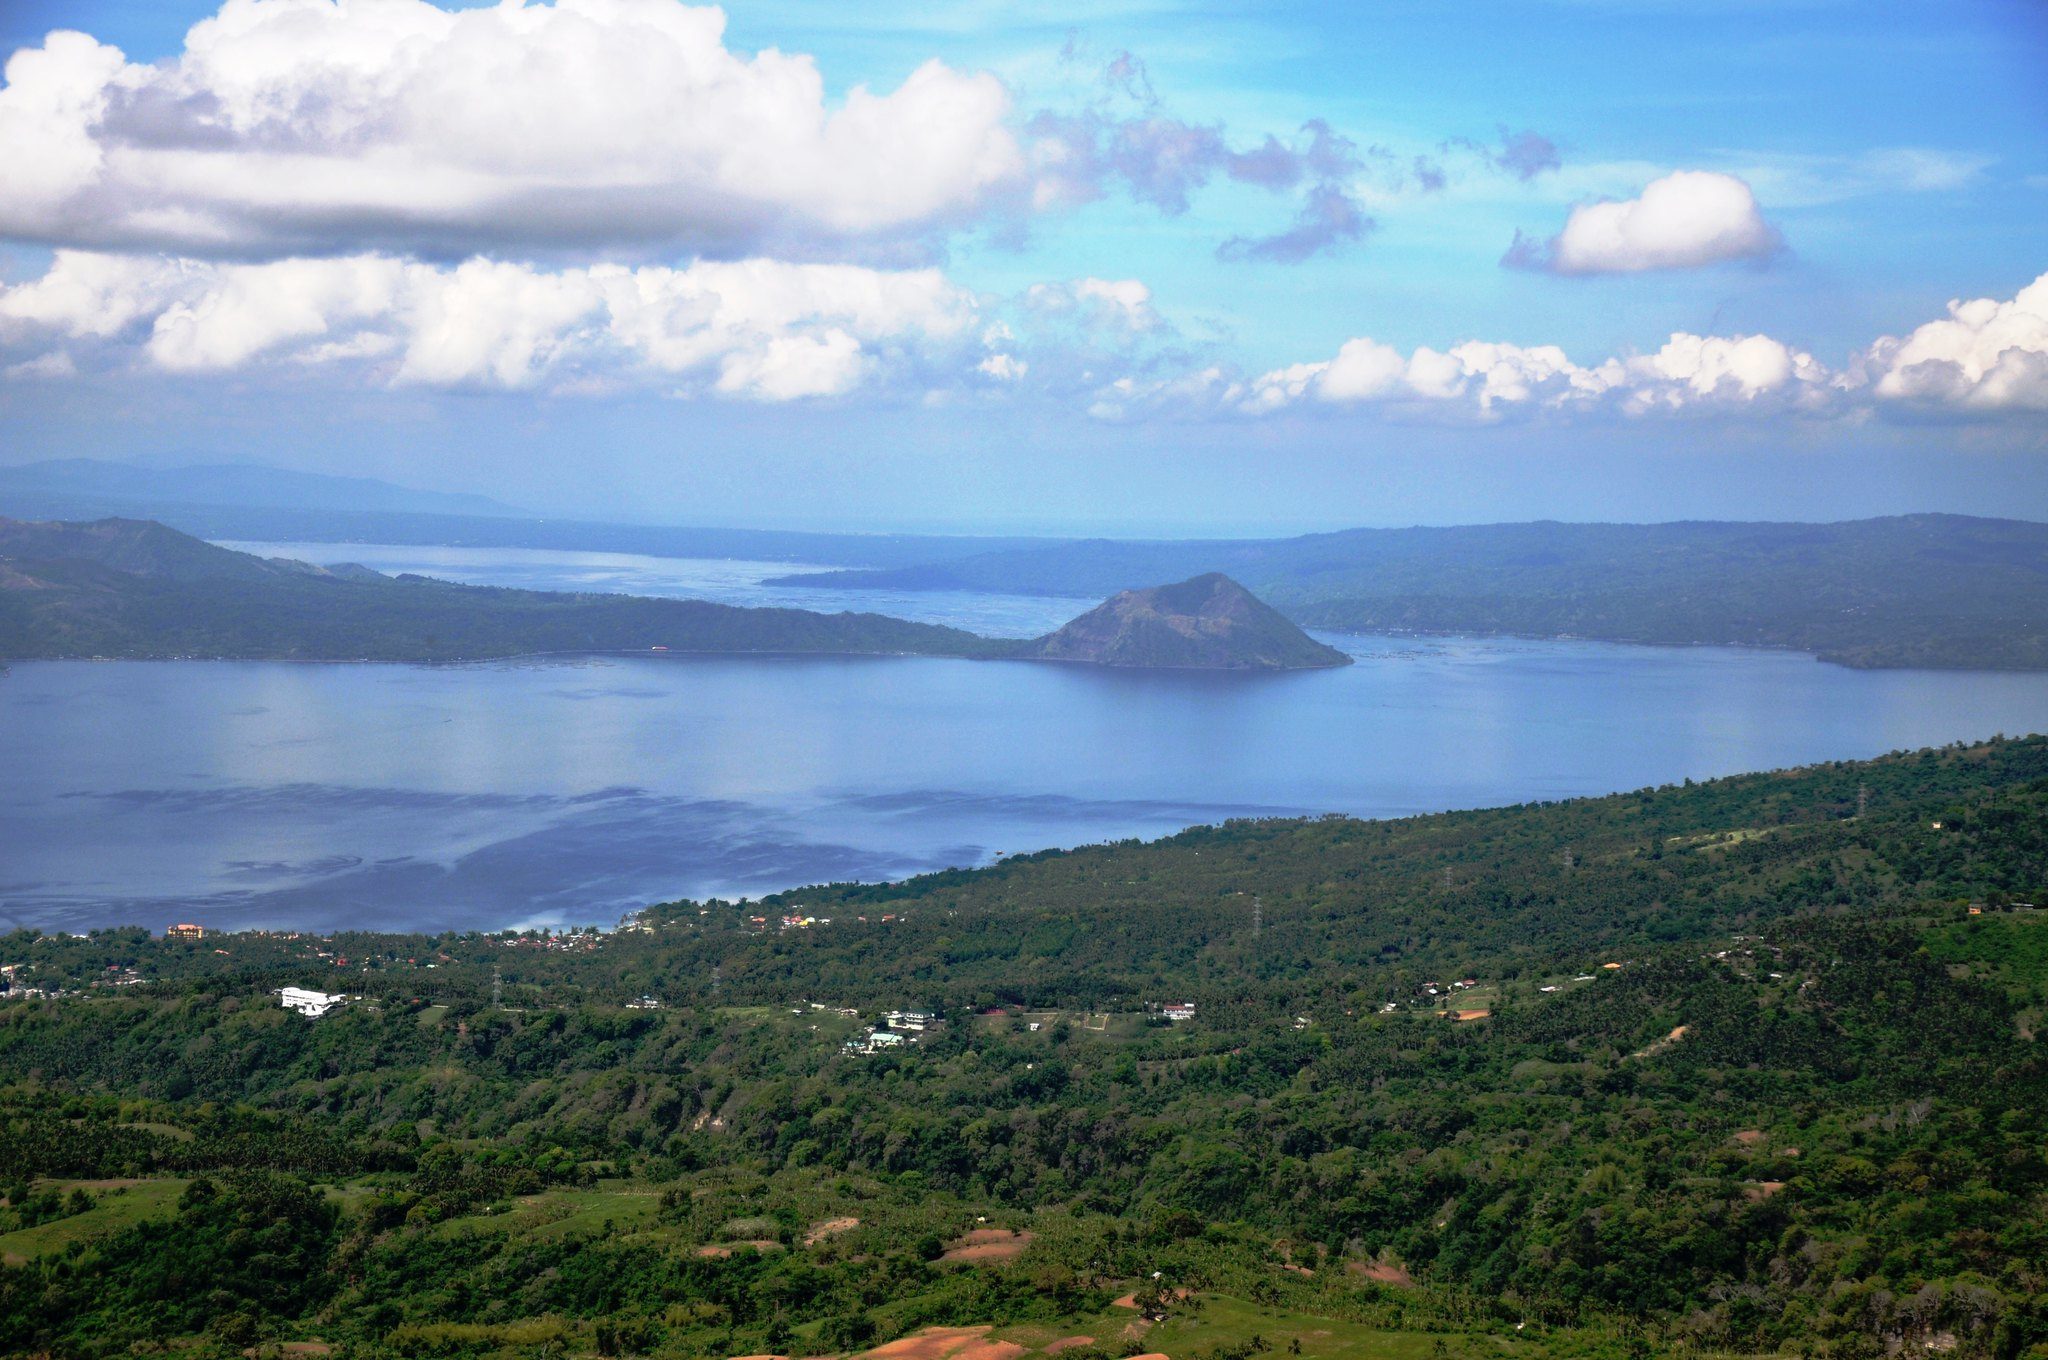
770,516,2048,670
2,738,2045,1359
0,517,1006,663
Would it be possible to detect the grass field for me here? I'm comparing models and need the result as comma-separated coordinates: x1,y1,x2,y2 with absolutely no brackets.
0,1178,188,1264
428,1180,666,1242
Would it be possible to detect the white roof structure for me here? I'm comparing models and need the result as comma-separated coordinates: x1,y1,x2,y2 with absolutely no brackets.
278,986,346,1017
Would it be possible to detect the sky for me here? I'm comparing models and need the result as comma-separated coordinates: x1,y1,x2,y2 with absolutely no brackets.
0,0,2044,534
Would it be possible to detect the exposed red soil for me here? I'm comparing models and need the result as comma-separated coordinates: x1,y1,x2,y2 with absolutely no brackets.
940,1228,1033,1262
1347,1260,1416,1287
857,1325,999,1360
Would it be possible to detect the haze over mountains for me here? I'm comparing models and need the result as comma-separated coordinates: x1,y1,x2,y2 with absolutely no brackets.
0,519,1347,671
0,518,1002,664
778,516,2048,670
0,459,527,521
2,460,2044,670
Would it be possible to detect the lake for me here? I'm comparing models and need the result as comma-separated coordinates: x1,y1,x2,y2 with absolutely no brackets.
5,542,2047,936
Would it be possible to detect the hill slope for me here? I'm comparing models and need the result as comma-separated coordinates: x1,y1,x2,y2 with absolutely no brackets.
2,739,2046,1359
771,515,2048,669
0,518,1003,663
1016,572,1350,669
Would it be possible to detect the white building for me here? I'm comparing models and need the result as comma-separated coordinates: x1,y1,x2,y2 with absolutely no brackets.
278,986,347,1018
886,1009,937,1031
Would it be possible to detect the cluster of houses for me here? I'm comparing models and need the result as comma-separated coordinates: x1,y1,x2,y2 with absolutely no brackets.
841,1007,940,1055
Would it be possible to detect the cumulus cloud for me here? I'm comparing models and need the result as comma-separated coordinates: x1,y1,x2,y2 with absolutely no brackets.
0,0,1025,260
1150,273,2048,424
0,248,982,400
1220,329,1827,422
1865,272,2048,412
1504,170,1783,275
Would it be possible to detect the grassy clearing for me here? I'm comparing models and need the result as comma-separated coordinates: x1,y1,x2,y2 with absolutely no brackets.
0,1178,188,1264
431,1180,664,1242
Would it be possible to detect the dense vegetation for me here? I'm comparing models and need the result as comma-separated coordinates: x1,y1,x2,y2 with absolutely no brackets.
1,738,2044,1358
771,516,2048,670
0,518,1009,663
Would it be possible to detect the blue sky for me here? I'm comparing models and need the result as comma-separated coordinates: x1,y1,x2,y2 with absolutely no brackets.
0,0,2043,533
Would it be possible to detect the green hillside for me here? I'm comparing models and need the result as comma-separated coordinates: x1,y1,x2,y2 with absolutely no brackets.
2,738,2045,1358
0,517,1006,663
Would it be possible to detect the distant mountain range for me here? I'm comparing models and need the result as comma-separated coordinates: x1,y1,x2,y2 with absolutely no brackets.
0,519,1343,671
0,518,1002,664
5,461,2042,671
0,459,1046,570
1018,573,1350,670
0,459,528,520
770,515,2048,670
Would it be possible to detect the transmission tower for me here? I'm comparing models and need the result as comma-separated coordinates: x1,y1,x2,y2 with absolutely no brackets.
491,963,503,1009
1857,785,1870,818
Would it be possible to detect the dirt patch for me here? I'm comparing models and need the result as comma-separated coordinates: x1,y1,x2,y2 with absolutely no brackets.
1043,1338,1097,1354
1631,1024,1689,1059
1733,1129,1767,1145
859,1325,993,1360
805,1216,860,1245
1744,1181,1787,1201
941,1228,1033,1262
953,1343,1025,1360
697,1240,780,1258
1450,1009,1490,1022
1347,1260,1416,1287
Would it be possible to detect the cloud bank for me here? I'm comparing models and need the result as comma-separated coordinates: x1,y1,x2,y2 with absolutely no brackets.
1099,272,2048,424
4,252,2044,422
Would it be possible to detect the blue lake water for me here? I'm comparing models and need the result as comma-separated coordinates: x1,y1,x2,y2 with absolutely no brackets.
4,543,2047,936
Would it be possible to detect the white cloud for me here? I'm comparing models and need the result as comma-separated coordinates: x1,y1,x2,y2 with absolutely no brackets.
1505,170,1783,275
7,247,2045,430
0,248,982,400
1866,272,2048,412
1221,329,1829,422
0,0,1025,260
